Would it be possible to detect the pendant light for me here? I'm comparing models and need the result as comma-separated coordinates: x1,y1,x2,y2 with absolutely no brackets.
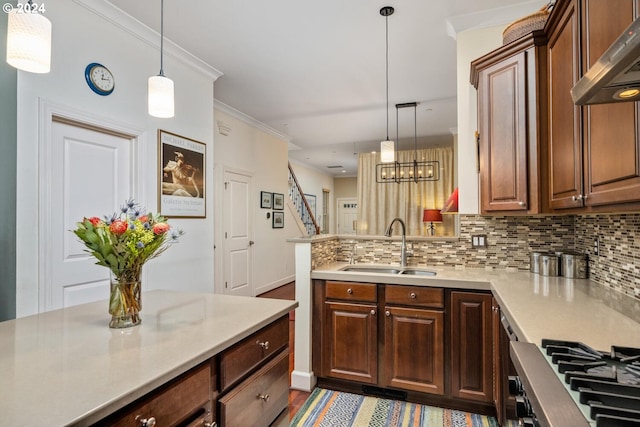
148,0,174,118
379,6,395,163
6,1,52,73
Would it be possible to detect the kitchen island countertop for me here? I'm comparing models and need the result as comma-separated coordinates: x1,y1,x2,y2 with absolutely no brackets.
0,290,297,427
312,263,640,351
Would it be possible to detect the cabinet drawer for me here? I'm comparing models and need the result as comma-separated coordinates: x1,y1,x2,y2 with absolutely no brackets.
326,281,377,303
385,285,443,308
220,315,289,391
219,350,289,427
99,362,212,427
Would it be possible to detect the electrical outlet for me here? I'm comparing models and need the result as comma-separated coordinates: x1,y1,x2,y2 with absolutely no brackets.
594,238,599,256
472,234,487,248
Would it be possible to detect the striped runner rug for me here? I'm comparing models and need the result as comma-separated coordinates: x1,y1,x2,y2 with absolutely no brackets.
290,388,504,427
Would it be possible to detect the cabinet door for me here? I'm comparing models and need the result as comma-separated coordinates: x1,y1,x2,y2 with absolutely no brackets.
450,291,494,403
582,0,640,206
478,51,529,212
383,306,444,395
322,301,378,384
548,0,583,209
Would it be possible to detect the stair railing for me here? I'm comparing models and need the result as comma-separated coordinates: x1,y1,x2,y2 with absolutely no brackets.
288,162,320,236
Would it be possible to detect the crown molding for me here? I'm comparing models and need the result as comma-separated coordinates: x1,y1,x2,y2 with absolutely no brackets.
74,0,223,81
214,100,292,143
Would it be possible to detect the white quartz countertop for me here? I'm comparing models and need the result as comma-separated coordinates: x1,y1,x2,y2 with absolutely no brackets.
312,263,640,351
0,290,297,427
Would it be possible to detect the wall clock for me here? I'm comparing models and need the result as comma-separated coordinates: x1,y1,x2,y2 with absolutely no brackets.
84,63,115,96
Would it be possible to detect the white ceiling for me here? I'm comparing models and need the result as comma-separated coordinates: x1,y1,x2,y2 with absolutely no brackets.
108,0,547,176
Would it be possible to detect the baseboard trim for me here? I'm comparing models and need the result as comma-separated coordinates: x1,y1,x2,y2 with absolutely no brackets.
291,370,317,392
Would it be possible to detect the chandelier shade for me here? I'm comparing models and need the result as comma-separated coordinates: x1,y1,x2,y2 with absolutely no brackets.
6,8,52,73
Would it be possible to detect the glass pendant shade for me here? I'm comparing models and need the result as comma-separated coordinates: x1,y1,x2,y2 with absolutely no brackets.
6,10,52,73
380,139,395,163
148,75,174,118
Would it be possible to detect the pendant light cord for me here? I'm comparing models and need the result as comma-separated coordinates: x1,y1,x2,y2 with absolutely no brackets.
385,13,390,141
159,0,165,77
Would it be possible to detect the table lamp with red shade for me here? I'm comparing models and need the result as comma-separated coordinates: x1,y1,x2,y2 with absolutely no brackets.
423,209,443,236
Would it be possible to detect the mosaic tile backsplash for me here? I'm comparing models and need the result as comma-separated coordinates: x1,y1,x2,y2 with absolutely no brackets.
312,213,640,300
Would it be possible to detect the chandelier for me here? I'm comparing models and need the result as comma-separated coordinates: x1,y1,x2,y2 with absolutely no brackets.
376,102,440,183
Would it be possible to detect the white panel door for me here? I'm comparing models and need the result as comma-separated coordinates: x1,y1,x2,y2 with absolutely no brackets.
337,198,358,234
223,171,253,296
48,119,133,311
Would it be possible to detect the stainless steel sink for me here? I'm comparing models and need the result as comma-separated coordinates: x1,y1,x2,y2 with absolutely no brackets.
400,269,437,276
340,266,402,274
339,266,436,276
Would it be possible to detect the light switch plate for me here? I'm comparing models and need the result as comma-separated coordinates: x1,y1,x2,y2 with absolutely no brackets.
472,234,487,248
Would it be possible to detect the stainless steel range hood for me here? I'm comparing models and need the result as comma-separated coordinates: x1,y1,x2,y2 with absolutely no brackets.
571,16,640,105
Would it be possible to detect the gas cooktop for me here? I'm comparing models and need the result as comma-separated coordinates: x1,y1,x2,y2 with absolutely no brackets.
541,339,640,427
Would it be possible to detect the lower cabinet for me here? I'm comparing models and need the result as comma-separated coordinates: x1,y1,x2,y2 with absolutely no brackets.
383,285,445,395
314,280,494,412
321,281,378,384
94,315,290,427
449,291,494,403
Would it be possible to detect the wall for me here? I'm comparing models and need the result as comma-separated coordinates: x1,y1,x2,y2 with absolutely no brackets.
214,104,297,296
289,160,335,233
0,11,17,321
15,0,218,317
314,213,640,301
455,25,503,214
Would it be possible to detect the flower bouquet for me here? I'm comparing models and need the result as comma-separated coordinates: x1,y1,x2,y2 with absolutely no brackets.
73,199,183,328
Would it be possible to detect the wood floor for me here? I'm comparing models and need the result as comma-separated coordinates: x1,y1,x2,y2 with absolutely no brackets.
257,282,311,420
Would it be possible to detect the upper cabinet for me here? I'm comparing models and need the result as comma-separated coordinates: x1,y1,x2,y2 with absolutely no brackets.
473,0,640,214
547,0,640,210
471,33,548,214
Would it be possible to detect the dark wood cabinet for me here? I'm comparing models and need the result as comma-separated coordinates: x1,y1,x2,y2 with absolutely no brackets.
383,286,444,395
314,281,496,413
548,0,640,210
449,291,494,403
580,0,640,207
95,315,290,427
471,33,547,214
323,300,378,384
320,281,378,384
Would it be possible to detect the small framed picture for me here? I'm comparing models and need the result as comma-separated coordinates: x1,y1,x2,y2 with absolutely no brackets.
260,191,272,209
272,211,284,228
273,193,284,210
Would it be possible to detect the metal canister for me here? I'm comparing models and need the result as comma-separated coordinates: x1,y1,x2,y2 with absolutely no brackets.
540,254,559,276
561,252,589,279
530,251,543,273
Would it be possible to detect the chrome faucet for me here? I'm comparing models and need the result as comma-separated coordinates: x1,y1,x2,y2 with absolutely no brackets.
348,241,357,264
385,217,410,267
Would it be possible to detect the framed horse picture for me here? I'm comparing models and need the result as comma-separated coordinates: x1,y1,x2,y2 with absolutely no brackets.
158,129,206,218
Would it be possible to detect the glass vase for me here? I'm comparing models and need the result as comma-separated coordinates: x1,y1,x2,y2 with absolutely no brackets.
109,271,142,328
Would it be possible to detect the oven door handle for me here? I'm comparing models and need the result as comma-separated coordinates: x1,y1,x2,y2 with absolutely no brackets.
501,313,518,342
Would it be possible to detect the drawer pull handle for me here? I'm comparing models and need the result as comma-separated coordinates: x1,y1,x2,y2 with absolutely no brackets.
257,340,270,350
409,292,417,299
135,416,157,427
347,288,353,294
385,310,390,317
370,309,376,316
257,393,270,402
